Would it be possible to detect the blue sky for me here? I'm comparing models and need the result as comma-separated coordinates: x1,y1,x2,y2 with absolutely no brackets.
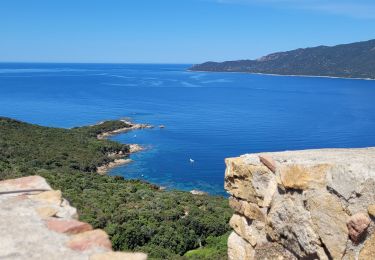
1,0,374,63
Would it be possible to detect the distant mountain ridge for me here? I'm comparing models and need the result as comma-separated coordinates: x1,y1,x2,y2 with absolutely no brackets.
190,39,375,79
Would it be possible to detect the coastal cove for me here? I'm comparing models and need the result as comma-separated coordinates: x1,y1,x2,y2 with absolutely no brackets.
0,117,232,259
1,63,375,195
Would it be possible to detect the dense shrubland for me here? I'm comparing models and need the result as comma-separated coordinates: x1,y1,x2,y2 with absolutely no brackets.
0,117,232,259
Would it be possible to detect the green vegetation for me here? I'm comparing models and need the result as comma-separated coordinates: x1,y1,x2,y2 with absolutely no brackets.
191,39,375,79
184,233,229,260
0,117,232,259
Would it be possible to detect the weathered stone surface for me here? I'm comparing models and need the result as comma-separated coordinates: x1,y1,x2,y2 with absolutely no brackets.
241,154,261,165
251,167,277,207
67,229,112,251
0,175,51,193
29,190,62,205
229,197,265,221
47,219,93,234
306,190,349,259
327,161,375,202
327,165,362,201
225,157,258,203
57,199,79,219
280,164,329,190
342,250,357,260
359,232,375,260
348,179,375,215
347,213,371,243
254,242,297,260
368,204,375,217
259,155,277,173
90,252,148,260
226,148,375,260
36,206,58,219
225,156,277,206
0,176,114,259
229,214,267,246
267,193,320,257
227,231,255,260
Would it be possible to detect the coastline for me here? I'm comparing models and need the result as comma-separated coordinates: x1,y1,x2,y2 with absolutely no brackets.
96,120,153,174
97,120,153,140
188,69,375,81
95,120,210,195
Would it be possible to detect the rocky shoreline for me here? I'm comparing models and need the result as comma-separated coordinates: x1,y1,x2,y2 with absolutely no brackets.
96,120,153,140
190,190,208,195
96,121,152,174
95,120,214,195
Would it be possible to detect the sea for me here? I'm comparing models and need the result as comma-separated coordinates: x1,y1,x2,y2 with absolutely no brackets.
1,63,375,196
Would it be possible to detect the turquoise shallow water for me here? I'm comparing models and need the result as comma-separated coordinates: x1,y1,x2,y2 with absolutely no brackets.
1,63,375,195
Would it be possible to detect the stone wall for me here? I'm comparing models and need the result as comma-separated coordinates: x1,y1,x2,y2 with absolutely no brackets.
225,148,375,260
0,176,147,260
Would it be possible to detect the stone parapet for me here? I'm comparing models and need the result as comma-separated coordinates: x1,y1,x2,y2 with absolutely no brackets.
225,147,375,260
0,176,147,260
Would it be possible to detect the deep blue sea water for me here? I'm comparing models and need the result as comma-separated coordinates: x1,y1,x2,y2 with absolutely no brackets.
1,63,375,195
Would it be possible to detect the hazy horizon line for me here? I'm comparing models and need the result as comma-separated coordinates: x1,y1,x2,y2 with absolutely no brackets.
0,61,196,65
1,38,373,66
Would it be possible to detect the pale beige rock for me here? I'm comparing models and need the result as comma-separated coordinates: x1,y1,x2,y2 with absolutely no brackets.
327,164,364,201
0,176,110,259
90,252,148,260
368,204,375,217
359,232,375,260
225,156,277,206
254,242,297,260
129,144,144,153
342,250,357,260
229,197,265,221
57,199,79,219
251,167,277,207
29,190,62,205
267,193,320,257
280,164,329,190
226,148,375,260
190,190,208,195
347,213,371,243
229,214,266,246
67,229,112,251
36,206,58,219
97,159,132,175
225,157,258,203
306,190,349,259
348,179,375,215
227,231,255,260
